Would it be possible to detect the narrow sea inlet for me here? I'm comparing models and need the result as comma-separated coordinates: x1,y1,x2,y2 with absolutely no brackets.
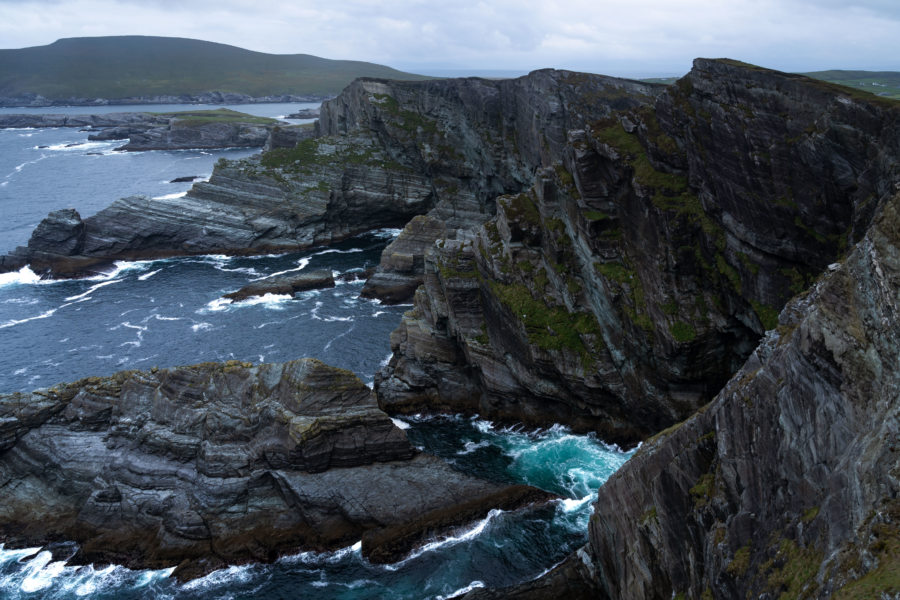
0,105,632,599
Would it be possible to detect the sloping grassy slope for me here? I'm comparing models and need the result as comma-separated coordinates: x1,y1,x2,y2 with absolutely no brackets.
0,36,429,99
801,69,900,99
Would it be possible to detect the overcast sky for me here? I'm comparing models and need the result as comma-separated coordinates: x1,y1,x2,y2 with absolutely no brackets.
1,0,898,77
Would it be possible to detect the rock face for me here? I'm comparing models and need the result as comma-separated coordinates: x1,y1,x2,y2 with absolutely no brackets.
0,358,549,580
223,269,336,302
115,120,274,151
1,70,660,283
582,190,900,599
321,71,664,302
375,59,900,446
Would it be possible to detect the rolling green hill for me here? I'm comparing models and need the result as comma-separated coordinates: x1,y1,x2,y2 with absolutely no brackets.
801,70,900,100
0,36,430,100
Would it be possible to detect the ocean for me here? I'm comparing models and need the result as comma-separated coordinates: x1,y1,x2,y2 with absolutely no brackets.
0,103,632,599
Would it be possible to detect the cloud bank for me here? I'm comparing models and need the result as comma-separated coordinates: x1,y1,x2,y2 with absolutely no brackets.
1,0,897,76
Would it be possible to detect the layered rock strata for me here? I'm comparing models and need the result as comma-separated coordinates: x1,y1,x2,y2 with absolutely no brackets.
376,59,900,445
0,358,550,580
2,70,657,280
0,132,435,277
579,190,900,598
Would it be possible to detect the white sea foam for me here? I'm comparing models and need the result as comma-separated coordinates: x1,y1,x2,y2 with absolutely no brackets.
370,227,404,239
0,308,57,329
152,191,187,200
44,141,116,153
439,580,486,599
0,266,41,287
311,247,364,256
181,563,254,591
457,440,490,455
390,418,411,430
386,509,503,567
64,278,122,301
557,495,593,513
138,269,162,281
256,257,310,280
19,550,66,593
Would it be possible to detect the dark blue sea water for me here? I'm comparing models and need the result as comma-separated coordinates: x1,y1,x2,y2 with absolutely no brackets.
0,104,632,599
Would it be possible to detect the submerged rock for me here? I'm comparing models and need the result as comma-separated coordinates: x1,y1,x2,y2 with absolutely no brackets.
0,358,551,580
223,269,336,301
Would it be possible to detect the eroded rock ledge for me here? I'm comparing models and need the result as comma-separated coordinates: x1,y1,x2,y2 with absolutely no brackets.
0,358,551,580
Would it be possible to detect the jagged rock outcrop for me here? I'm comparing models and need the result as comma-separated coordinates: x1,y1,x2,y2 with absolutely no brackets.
115,119,275,151
580,190,900,599
321,71,664,302
223,269,336,302
0,358,551,580
375,59,900,446
0,132,436,277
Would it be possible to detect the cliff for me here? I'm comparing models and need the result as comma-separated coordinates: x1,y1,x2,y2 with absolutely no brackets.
375,59,900,446
581,189,899,598
0,70,659,279
0,358,550,580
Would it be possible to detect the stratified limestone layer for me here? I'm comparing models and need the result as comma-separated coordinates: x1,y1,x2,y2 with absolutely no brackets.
0,358,550,580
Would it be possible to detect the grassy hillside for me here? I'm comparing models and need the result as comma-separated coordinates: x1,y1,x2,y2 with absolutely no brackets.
801,70,900,100
0,36,430,99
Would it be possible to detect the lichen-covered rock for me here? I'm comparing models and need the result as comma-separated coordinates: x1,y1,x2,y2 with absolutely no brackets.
0,358,548,580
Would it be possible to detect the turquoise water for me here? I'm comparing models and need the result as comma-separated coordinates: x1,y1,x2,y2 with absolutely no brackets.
0,417,632,599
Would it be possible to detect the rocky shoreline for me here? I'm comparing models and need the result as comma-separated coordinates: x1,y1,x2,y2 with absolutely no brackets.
0,92,328,108
0,359,553,580
0,110,292,152
2,59,899,596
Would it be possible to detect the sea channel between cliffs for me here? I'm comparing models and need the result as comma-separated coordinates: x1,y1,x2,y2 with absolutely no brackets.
1,57,899,598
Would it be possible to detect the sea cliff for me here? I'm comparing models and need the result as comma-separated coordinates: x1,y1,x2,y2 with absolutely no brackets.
3,59,899,595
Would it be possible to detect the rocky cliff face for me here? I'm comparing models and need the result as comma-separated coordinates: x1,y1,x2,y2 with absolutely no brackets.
0,358,549,580
317,71,663,301
0,70,659,282
583,189,899,599
375,59,900,446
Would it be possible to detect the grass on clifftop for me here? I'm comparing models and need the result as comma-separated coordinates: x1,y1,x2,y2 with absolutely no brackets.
157,108,280,127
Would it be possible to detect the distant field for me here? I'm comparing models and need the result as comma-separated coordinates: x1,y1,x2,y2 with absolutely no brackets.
0,36,430,100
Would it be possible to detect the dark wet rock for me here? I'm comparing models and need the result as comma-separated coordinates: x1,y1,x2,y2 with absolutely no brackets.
286,108,320,119
581,190,900,599
170,175,201,183
337,266,376,283
223,269,336,301
0,358,547,580
462,548,601,599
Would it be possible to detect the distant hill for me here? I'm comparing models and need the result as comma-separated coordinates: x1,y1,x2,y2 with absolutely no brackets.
801,70,900,100
0,36,430,102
